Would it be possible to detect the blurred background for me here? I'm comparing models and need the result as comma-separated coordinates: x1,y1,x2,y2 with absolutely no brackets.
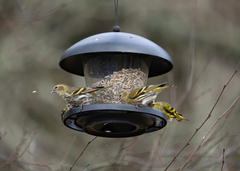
0,0,239,170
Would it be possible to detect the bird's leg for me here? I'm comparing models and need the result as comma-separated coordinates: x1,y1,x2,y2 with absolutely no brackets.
78,103,85,111
78,105,83,111
133,103,142,109
69,104,74,109
78,100,91,112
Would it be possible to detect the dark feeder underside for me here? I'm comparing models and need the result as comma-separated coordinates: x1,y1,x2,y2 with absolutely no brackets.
59,32,173,137
62,104,167,138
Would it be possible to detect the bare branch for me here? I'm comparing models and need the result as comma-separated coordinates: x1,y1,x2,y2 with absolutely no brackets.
0,13,39,62
146,130,165,171
18,125,45,159
219,143,240,160
119,138,141,171
221,149,225,171
180,88,211,111
6,137,27,165
30,0,76,21
185,0,199,92
81,145,108,171
69,136,98,171
60,136,76,166
5,125,44,170
164,61,240,171
20,161,53,168
179,94,240,170
0,125,7,141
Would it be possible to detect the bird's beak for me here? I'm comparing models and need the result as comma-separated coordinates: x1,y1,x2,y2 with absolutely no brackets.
51,89,55,93
117,97,122,103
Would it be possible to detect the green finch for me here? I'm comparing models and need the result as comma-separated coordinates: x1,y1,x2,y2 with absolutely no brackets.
120,82,174,107
51,84,107,110
153,101,188,122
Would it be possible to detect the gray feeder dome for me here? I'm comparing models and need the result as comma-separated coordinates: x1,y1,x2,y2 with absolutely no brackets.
59,32,173,78
59,31,173,138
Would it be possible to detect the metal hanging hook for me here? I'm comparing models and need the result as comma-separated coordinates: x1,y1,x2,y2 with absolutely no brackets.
113,0,120,32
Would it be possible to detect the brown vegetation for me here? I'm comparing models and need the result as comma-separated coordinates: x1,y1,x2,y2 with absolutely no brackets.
0,0,239,170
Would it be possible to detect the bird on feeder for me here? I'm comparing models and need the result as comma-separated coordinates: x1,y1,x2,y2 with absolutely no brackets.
51,84,108,110
153,101,189,122
60,104,72,121
120,82,174,108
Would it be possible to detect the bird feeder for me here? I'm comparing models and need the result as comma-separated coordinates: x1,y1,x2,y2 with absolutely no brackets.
59,26,173,138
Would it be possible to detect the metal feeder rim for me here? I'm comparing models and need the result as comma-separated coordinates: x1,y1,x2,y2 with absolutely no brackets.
62,104,167,137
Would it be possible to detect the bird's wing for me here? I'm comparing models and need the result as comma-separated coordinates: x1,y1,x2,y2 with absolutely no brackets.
143,82,168,93
128,82,167,99
82,86,107,94
128,87,147,99
65,87,85,95
163,103,176,117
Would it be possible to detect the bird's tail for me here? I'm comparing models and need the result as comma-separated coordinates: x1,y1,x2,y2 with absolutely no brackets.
157,83,176,91
178,114,189,121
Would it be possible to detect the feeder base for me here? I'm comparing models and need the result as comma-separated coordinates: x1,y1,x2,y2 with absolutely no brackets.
62,104,167,138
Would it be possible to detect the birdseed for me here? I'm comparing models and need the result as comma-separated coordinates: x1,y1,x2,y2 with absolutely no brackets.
91,68,147,104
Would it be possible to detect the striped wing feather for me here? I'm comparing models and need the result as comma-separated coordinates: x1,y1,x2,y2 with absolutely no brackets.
128,82,167,100
163,103,177,117
65,86,104,96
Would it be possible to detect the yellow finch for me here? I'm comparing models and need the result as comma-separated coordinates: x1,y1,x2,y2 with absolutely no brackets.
60,104,72,121
153,101,189,122
51,84,107,110
120,82,174,107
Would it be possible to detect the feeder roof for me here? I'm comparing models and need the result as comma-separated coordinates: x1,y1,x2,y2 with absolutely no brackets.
60,32,173,77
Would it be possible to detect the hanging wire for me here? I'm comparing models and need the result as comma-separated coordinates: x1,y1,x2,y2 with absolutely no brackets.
114,0,118,26
113,0,120,32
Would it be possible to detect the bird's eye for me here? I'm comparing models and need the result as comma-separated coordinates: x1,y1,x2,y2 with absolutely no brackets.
54,86,58,90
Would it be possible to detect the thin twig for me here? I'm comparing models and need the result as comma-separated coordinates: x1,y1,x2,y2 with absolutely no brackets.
60,136,76,166
177,54,215,110
81,145,108,171
69,136,98,171
0,125,7,141
4,91,38,169
6,134,27,165
0,13,38,62
111,140,125,165
6,125,44,165
179,94,240,170
219,143,240,161
146,130,165,171
5,125,44,171
221,149,225,171
164,61,240,171
185,0,198,92
6,89,36,164
180,88,211,111
119,138,141,171
176,0,200,110
18,125,45,158
20,161,53,168
31,0,76,21
187,135,226,170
